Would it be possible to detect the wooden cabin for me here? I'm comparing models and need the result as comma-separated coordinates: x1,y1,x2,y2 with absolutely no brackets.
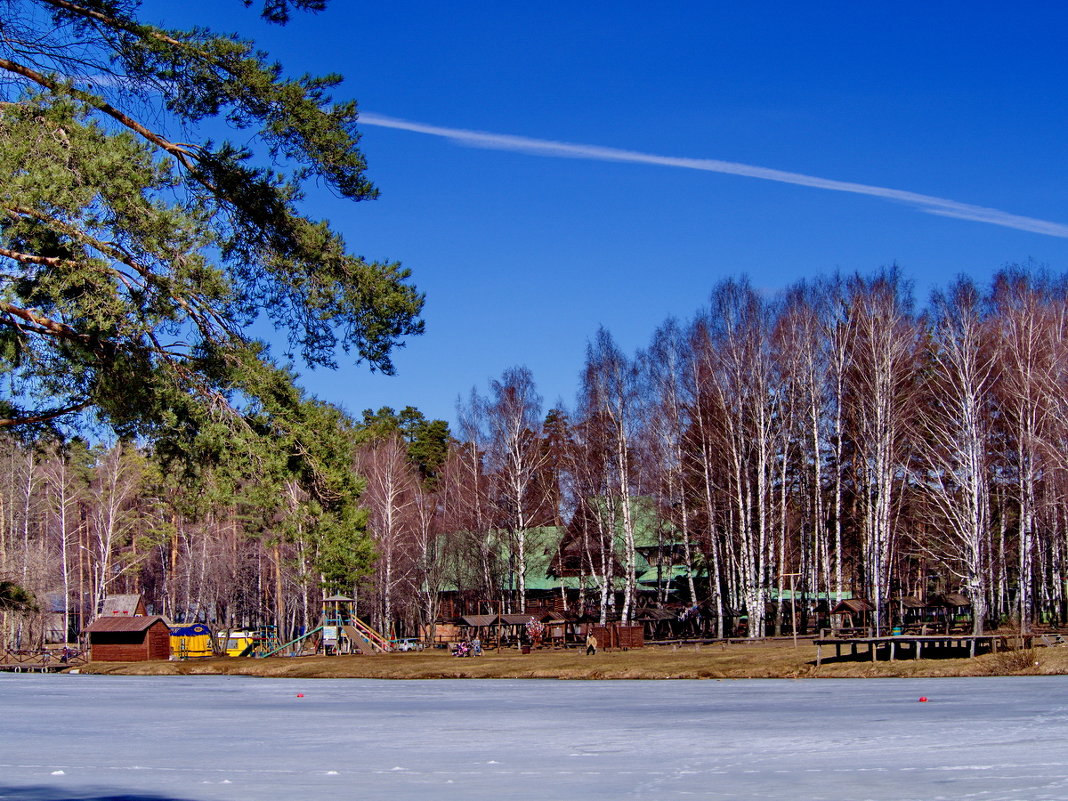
85,615,171,662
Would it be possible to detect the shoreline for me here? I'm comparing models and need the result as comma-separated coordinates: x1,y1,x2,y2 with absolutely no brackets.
68,638,1068,680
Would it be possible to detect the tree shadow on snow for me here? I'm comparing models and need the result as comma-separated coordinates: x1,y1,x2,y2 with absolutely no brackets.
0,787,204,801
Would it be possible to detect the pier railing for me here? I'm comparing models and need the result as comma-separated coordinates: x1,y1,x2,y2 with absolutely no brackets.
0,648,88,672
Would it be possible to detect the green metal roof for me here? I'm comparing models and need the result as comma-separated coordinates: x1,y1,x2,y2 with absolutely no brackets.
636,564,693,585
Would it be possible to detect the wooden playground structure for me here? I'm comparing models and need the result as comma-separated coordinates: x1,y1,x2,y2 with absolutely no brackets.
257,595,393,657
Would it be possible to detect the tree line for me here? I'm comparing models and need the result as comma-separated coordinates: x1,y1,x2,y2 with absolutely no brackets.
430,265,1068,639
6,265,1068,645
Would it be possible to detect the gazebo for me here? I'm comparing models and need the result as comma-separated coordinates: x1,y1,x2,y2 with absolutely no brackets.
633,607,679,641
829,598,876,633
930,593,973,632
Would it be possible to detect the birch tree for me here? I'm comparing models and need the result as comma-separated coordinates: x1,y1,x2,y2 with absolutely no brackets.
842,270,918,633
775,283,834,610
697,280,781,638
989,268,1065,631
914,278,995,637
41,440,89,642
357,435,418,636
640,319,699,605
579,330,641,623
566,407,618,622
85,443,151,618
483,367,550,613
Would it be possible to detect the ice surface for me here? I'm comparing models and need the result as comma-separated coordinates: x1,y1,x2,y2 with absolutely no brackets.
1,673,1067,800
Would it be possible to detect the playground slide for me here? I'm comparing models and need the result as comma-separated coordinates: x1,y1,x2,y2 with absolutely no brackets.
342,625,381,654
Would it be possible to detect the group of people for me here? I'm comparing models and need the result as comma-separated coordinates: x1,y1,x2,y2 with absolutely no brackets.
449,633,599,656
452,639,483,657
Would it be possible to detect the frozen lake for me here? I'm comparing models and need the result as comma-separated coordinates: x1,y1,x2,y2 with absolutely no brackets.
1,674,1067,800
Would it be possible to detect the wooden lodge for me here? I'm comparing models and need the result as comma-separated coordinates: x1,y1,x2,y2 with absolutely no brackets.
85,615,171,662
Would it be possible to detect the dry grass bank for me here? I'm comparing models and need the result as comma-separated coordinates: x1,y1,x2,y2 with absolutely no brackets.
74,638,1068,680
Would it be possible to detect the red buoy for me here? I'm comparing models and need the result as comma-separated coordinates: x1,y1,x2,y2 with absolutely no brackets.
297,693,304,698
918,696,928,702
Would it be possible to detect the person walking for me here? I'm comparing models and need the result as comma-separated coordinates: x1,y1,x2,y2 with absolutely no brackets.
585,632,598,656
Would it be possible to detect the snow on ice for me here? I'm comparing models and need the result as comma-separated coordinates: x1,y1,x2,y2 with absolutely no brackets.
1,673,1067,800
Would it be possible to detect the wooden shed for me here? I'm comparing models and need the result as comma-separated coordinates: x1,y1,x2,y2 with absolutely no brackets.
86,615,171,662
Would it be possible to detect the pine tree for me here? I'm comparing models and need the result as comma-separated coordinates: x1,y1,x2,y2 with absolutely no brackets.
0,0,424,437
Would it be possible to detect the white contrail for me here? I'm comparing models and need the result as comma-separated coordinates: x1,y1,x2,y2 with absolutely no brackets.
360,113,1068,239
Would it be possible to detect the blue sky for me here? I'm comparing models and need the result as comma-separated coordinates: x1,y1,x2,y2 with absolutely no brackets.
149,2,1068,426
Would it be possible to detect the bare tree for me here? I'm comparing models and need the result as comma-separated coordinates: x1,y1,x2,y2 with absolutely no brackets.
85,443,151,619
579,330,642,623
683,315,727,636
483,366,551,613
445,392,502,606
913,278,995,639
41,441,87,643
410,478,445,641
357,434,419,636
774,282,838,619
842,270,919,633
694,279,782,638
565,407,618,623
640,319,699,605
989,268,1066,631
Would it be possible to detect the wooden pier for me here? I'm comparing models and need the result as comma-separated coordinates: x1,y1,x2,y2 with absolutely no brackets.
0,650,87,673
815,633,1034,666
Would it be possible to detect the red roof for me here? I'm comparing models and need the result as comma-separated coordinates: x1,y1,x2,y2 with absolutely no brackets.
85,615,168,633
